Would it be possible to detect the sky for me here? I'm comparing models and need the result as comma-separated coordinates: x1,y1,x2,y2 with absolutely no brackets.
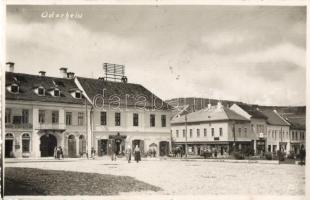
6,5,306,106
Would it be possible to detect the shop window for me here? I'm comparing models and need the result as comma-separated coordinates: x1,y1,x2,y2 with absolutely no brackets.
22,133,30,153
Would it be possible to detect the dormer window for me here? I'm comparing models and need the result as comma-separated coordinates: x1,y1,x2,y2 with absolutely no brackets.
11,84,19,93
75,91,81,99
37,87,45,96
54,89,60,97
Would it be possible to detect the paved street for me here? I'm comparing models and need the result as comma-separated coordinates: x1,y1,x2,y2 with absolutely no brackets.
5,158,305,196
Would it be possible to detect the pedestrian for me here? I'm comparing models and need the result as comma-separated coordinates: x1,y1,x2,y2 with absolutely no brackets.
126,145,132,163
56,146,60,159
54,147,57,159
134,145,141,163
59,146,63,159
300,145,306,165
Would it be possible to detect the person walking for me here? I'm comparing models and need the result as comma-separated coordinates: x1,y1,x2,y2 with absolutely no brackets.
126,145,132,163
134,145,141,163
54,147,57,159
91,147,96,159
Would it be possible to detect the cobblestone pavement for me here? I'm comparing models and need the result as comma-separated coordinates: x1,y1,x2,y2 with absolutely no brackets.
5,158,305,195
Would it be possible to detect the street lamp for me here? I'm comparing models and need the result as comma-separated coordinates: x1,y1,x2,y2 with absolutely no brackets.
185,113,188,158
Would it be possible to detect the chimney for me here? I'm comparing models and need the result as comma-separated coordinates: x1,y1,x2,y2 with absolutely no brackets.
217,101,223,109
121,76,128,83
67,72,75,79
59,67,68,78
39,71,46,76
6,62,15,72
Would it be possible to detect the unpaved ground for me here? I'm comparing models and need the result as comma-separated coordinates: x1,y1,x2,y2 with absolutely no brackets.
5,158,305,195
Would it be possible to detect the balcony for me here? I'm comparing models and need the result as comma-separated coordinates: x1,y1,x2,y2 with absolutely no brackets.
5,123,33,129
35,123,66,131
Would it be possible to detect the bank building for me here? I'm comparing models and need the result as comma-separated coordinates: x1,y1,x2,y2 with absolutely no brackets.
5,62,172,158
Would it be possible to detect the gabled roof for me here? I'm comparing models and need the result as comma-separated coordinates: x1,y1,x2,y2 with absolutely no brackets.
76,77,172,110
171,105,249,124
260,109,290,126
5,72,86,105
237,104,267,119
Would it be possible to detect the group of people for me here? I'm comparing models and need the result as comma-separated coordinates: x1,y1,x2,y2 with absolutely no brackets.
124,145,141,163
54,146,64,159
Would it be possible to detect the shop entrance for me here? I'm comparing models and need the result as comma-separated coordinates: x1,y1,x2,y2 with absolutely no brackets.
159,141,169,156
98,139,108,156
68,135,77,158
40,134,57,157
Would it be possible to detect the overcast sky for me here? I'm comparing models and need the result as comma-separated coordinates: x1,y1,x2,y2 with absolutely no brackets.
6,5,306,106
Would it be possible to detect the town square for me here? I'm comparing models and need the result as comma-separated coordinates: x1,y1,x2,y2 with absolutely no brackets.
2,2,307,199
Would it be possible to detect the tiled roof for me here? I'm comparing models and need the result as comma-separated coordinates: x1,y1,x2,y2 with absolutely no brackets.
237,104,267,119
171,105,249,124
5,72,86,105
77,77,172,110
260,109,290,126
281,114,305,130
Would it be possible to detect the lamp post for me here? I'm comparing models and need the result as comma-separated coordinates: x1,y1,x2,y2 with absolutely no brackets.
185,113,188,158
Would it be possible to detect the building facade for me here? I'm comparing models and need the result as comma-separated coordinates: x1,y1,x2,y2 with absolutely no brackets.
5,64,172,158
171,102,254,157
230,104,268,155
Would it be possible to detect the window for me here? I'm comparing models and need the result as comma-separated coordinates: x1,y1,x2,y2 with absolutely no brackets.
176,130,179,138
244,128,247,136
204,128,207,137
22,133,30,153
301,132,305,140
52,111,59,124
13,116,22,124
11,84,19,93
268,145,271,152
133,113,139,126
75,91,81,99
39,110,45,124
161,115,166,127
78,112,84,126
197,129,200,137
115,112,121,126
150,114,155,127
22,109,29,124
272,145,277,152
211,128,214,137
38,87,45,96
100,112,107,125
54,89,60,97
190,129,193,138
5,108,11,123
183,129,185,138
238,128,241,136
66,112,72,125
219,128,223,136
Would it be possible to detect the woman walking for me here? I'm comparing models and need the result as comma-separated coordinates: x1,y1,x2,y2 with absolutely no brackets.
126,145,132,163
134,145,141,163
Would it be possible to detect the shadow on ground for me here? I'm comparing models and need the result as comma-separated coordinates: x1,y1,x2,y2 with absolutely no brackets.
5,167,162,195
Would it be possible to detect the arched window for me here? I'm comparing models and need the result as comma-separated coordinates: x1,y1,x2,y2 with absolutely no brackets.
22,133,31,153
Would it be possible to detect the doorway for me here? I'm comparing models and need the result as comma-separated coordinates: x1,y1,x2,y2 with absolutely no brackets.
159,141,169,156
98,139,108,156
40,134,57,157
68,135,77,157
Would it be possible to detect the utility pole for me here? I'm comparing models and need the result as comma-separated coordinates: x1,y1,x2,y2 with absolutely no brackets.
85,98,88,159
233,121,236,152
185,113,188,158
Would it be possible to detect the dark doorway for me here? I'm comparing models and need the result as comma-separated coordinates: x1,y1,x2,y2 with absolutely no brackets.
40,134,57,157
159,141,169,156
98,139,108,156
5,140,13,158
79,135,86,156
68,135,76,157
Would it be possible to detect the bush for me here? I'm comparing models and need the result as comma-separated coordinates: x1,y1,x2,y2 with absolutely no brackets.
232,151,244,160
265,152,272,160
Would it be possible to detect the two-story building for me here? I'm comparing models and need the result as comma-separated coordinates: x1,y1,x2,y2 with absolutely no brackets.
5,67,89,158
230,103,268,155
171,102,254,156
260,109,291,153
75,77,172,157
